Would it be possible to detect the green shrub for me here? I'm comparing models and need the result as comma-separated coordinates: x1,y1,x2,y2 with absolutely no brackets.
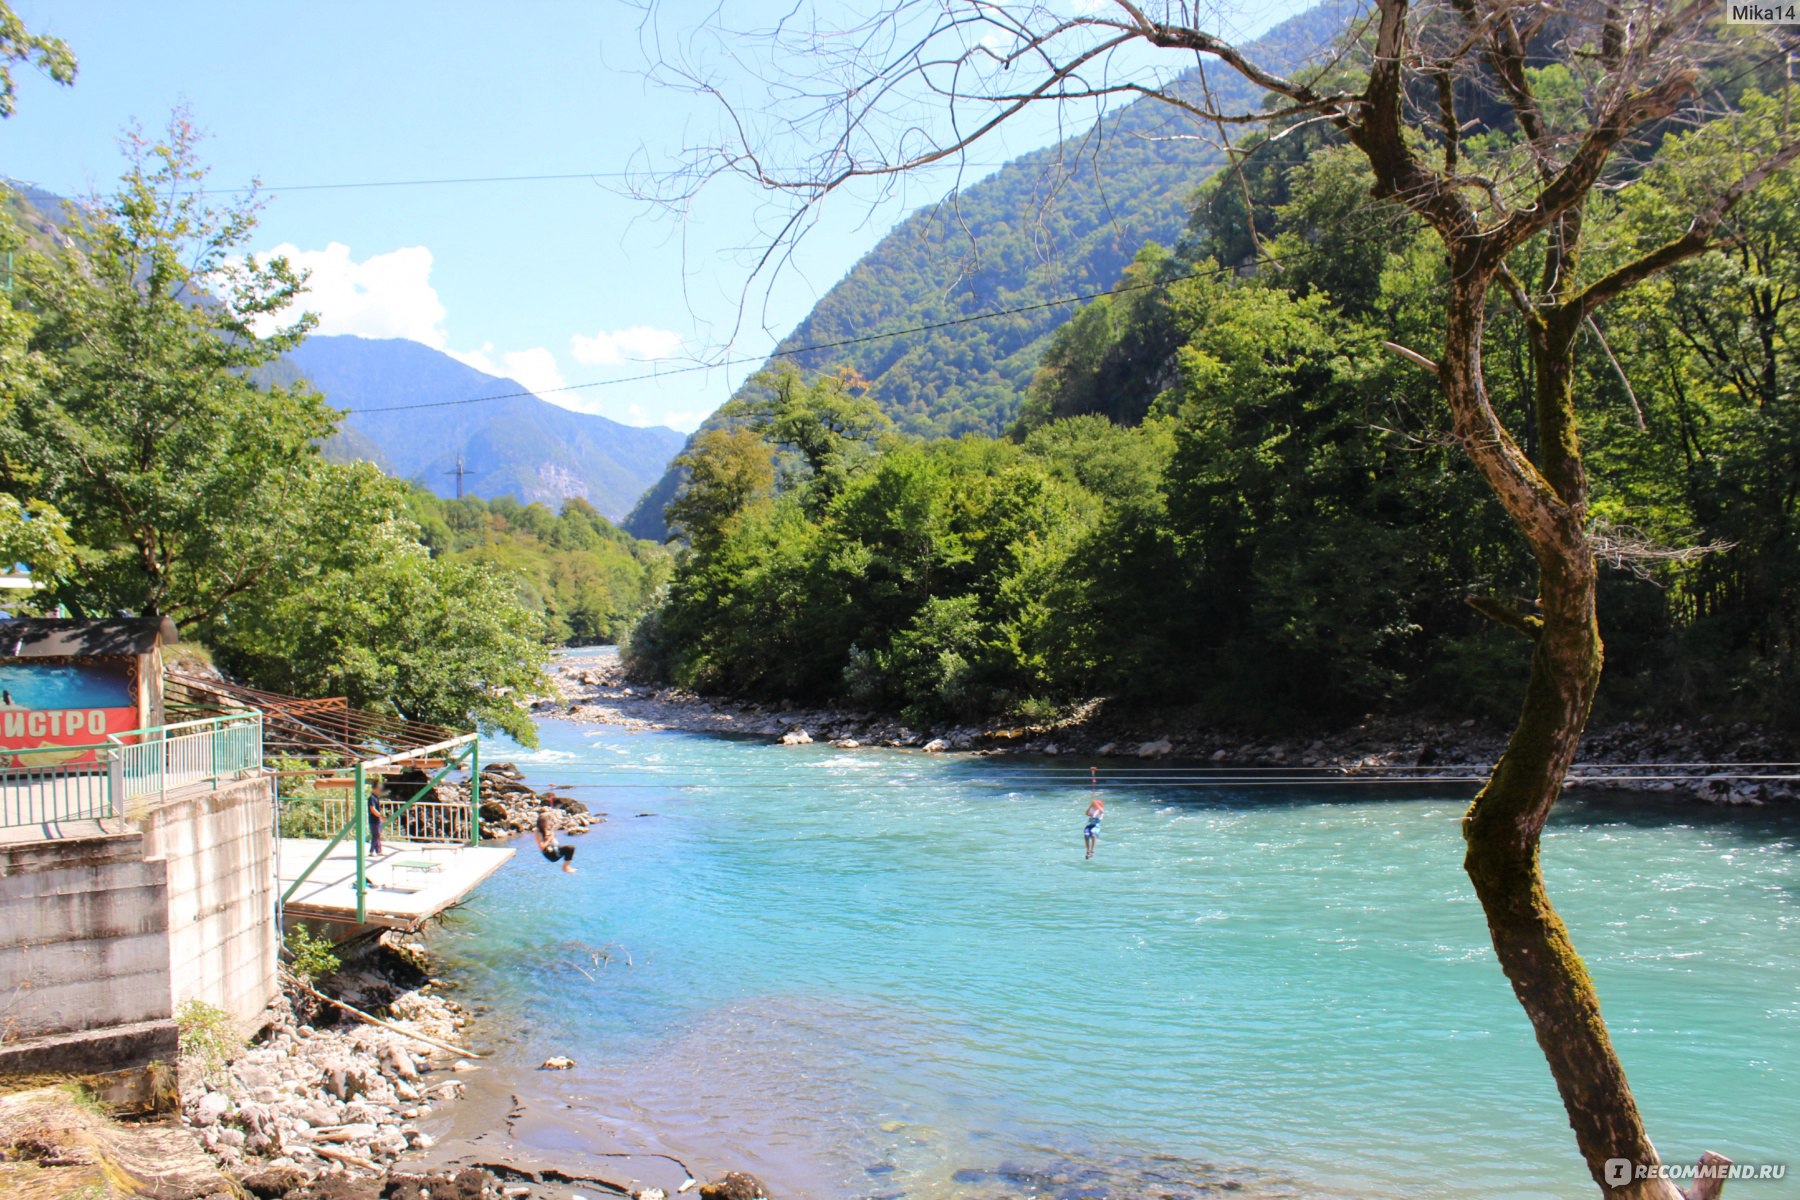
283,926,340,982
278,796,340,839
175,999,239,1085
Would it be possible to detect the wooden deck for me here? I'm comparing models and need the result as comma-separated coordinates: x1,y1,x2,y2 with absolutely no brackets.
279,837,515,930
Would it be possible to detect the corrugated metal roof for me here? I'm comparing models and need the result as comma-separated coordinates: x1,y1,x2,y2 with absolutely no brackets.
164,673,468,767
0,616,179,658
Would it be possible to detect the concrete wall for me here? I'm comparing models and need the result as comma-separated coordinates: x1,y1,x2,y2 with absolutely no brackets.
133,773,278,1028
0,830,174,1041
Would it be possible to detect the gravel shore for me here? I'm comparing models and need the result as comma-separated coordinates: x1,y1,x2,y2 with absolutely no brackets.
547,651,1797,806
179,932,476,1194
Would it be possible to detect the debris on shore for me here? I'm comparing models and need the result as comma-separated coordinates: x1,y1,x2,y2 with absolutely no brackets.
181,933,474,1194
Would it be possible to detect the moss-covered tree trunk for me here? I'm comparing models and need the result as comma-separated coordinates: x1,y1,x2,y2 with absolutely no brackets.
1438,265,1688,1198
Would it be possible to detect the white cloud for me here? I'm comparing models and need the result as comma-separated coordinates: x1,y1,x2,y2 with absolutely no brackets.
263,242,448,346
447,343,568,396
644,406,704,432
569,324,685,366
258,242,704,431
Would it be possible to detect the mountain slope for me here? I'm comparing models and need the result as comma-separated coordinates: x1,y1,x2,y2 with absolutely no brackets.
623,1,1357,538
293,335,684,520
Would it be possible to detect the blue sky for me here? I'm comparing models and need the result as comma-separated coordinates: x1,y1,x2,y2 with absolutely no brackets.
3,1,1313,432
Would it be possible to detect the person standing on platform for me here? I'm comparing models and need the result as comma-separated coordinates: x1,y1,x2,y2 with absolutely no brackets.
368,781,385,856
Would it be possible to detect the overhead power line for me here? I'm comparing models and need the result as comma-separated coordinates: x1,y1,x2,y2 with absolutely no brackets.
317,44,1796,417
342,255,1256,414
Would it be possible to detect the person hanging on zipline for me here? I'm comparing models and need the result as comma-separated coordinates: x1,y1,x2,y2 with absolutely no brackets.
1084,768,1104,859
536,806,577,872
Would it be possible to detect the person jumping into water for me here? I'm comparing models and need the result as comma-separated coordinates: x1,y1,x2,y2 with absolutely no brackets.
536,806,577,872
1084,776,1104,859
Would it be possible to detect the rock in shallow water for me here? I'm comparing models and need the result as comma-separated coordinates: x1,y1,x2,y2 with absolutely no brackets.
698,1171,773,1200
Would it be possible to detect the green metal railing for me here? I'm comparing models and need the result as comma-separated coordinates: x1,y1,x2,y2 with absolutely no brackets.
0,712,264,830
279,733,481,924
1,745,117,826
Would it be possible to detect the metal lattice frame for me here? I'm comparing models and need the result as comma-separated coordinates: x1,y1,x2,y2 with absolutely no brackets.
165,673,482,924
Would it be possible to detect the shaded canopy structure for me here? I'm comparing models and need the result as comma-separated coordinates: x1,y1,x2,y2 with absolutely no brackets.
164,673,471,775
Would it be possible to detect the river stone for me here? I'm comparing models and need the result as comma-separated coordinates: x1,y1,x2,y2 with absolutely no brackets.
192,1091,231,1127
922,738,950,753
779,729,812,745
234,1063,275,1091
1136,738,1172,757
241,1166,308,1198
297,1100,340,1128
235,1101,274,1135
699,1172,773,1200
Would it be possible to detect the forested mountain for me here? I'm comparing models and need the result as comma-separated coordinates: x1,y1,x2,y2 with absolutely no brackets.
293,335,685,521
628,45,1800,733
623,1,1361,538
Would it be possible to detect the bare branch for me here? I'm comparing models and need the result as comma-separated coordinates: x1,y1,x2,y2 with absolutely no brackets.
1588,518,1734,581
1382,339,1442,374
1572,134,1800,315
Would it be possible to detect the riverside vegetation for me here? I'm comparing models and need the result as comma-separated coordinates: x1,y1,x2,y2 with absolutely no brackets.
0,118,671,745
630,85,1800,745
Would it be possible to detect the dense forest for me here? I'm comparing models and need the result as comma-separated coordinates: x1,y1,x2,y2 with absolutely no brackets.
0,121,668,743
405,490,669,646
630,64,1800,734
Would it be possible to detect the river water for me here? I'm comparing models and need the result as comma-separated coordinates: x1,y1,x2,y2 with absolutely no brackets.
433,657,1799,1199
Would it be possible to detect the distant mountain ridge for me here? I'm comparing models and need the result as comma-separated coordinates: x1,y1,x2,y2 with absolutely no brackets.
623,1,1359,538
3,182,684,522
293,336,685,521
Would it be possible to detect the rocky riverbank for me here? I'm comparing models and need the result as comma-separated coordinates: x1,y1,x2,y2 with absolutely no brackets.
547,652,1797,806
176,932,475,1195
427,761,598,841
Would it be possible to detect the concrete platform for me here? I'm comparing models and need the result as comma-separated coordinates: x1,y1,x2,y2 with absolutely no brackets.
279,837,514,930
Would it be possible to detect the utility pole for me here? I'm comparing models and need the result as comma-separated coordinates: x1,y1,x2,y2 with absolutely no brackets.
446,455,466,499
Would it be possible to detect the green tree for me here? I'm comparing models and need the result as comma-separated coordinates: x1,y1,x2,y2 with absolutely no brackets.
213,462,552,744
8,115,330,624
724,364,894,512
664,426,775,547
0,1,74,118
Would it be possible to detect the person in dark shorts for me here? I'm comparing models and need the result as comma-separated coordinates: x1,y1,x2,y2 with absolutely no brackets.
1084,793,1104,859
536,806,577,872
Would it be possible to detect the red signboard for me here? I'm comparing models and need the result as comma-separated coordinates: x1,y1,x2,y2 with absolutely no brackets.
0,661,136,767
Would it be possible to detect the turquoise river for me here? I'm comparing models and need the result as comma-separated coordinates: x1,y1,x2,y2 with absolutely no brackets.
432,658,1799,1200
